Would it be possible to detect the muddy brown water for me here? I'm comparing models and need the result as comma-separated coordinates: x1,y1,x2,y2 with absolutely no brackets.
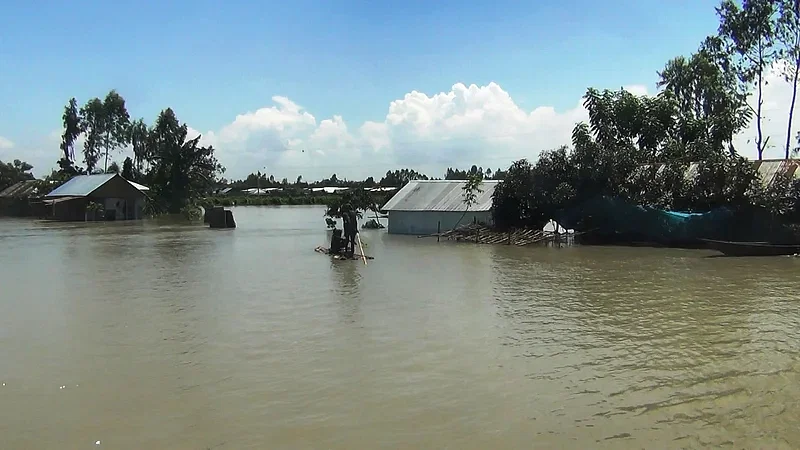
1,206,799,449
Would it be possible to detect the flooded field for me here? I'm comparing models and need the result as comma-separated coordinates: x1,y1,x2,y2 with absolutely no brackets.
1,206,799,449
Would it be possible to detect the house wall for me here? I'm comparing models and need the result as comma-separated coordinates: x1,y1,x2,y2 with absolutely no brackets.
52,198,89,221
387,210,493,235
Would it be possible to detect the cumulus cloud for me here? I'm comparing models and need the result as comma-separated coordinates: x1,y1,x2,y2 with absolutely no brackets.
189,82,590,180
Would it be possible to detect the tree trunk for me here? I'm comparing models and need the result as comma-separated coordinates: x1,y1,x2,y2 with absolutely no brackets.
757,65,765,160
786,64,799,159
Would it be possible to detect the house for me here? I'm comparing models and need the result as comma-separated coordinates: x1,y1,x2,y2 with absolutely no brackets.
0,180,41,199
43,173,148,221
0,180,45,217
381,180,499,235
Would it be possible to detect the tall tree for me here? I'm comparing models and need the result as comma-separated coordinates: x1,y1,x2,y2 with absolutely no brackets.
777,0,800,158
100,90,131,172
658,40,752,155
717,0,779,159
130,118,149,172
147,108,224,213
60,98,82,163
80,98,105,173
121,157,135,181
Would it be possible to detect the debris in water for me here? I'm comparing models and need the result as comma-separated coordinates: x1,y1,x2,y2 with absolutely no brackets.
95,440,101,445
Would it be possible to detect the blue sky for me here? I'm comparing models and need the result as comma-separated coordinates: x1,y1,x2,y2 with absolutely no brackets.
1,0,766,180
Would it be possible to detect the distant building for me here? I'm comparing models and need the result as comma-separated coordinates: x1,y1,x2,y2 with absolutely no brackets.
43,174,149,221
311,186,349,194
381,180,499,235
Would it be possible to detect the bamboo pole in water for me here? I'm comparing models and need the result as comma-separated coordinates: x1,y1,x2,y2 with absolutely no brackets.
356,234,367,265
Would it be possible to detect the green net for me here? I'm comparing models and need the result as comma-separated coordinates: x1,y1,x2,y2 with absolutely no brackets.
555,196,796,246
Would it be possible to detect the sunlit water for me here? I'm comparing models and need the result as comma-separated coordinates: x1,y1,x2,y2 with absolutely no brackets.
1,206,800,449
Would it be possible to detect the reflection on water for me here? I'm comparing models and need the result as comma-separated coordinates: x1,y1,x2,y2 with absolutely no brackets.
1,207,800,449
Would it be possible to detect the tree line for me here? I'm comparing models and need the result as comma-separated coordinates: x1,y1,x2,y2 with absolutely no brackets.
226,165,507,191
492,0,800,230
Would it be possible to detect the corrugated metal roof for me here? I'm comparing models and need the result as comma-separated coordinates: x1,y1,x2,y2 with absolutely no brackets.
382,180,499,212
0,180,41,198
46,174,117,197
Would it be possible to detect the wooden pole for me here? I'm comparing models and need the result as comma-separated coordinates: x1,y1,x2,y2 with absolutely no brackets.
356,234,368,265
437,221,441,242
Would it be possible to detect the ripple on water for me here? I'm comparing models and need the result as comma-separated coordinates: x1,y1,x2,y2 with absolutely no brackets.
1,211,800,448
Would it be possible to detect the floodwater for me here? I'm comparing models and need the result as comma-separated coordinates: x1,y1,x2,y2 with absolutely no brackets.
1,206,800,449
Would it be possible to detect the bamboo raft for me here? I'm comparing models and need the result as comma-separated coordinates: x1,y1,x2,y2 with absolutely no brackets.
421,223,577,246
315,246,375,261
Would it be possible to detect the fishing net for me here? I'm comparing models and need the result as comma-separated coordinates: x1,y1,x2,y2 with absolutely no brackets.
555,196,796,245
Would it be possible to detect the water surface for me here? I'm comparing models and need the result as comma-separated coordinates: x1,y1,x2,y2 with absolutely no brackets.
1,206,799,449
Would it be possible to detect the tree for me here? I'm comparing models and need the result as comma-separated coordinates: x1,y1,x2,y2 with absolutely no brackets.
60,98,82,163
130,118,149,173
121,157,135,181
717,0,779,159
80,98,105,173
379,168,429,186
0,159,34,191
147,108,224,213
657,41,751,155
776,0,800,158
491,159,537,229
100,90,131,172
324,188,379,221
106,161,120,174
452,172,484,229
296,175,303,185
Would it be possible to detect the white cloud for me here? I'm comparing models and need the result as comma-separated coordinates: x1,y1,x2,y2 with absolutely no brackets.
189,82,590,180
0,136,14,150
623,85,649,96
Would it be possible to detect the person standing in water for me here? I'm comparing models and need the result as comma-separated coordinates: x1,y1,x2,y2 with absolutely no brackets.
341,203,358,256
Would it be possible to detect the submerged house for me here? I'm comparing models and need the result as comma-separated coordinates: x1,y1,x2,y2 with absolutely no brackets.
0,180,45,216
44,174,148,221
381,180,499,235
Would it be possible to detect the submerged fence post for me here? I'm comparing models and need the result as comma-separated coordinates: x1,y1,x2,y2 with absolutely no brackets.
437,221,440,242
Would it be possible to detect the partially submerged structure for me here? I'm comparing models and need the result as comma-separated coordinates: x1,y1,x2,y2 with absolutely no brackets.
44,174,148,221
381,180,499,235
0,180,45,216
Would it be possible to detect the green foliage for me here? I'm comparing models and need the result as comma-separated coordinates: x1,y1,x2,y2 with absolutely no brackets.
80,98,105,173
100,90,131,172
146,108,224,214
324,188,381,220
0,159,34,191
129,118,149,173
491,81,774,230
60,98,81,163
379,168,428,187
180,202,203,221
462,172,484,209
121,157,135,181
